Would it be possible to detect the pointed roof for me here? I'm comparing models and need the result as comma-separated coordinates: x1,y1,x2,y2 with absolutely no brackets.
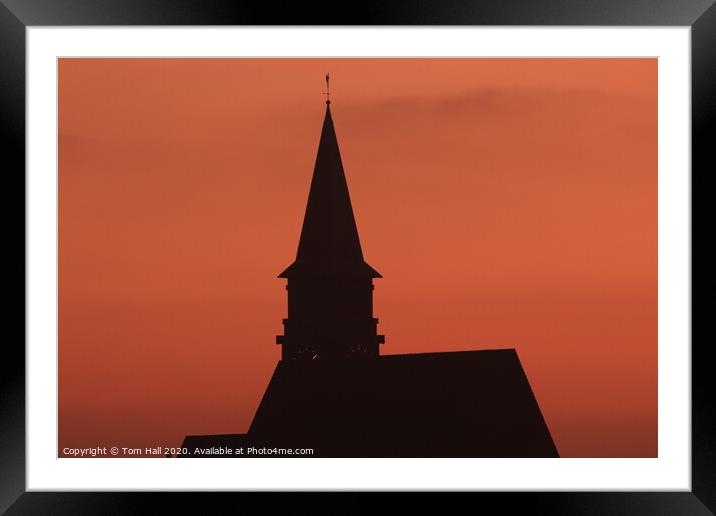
279,102,380,278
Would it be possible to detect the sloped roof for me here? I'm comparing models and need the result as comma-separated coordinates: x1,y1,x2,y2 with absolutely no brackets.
248,349,558,457
181,349,558,458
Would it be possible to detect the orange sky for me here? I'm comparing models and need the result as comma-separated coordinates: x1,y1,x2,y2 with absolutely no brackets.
58,58,657,457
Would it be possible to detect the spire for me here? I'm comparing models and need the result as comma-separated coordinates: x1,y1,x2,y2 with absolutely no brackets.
279,99,380,278
324,72,331,105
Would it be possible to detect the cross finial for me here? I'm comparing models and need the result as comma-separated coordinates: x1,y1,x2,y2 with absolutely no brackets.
323,73,331,105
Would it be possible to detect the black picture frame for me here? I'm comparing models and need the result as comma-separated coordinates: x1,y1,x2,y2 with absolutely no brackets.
3,0,714,513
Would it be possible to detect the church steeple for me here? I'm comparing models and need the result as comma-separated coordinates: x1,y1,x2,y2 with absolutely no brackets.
276,82,384,361
279,100,380,278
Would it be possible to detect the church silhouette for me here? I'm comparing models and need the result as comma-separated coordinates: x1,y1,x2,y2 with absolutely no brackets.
180,83,559,458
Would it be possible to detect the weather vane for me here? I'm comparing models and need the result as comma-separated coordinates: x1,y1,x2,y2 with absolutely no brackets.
323,73,331,104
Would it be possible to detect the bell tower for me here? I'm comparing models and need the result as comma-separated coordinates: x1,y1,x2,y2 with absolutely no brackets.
276,77,384,361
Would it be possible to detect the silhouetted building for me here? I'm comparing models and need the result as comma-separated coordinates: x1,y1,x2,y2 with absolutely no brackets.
180,90,559,458
183,349,557,457
276,100,383,361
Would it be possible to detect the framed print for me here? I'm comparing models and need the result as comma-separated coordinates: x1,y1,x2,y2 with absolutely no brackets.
4,0,714,513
